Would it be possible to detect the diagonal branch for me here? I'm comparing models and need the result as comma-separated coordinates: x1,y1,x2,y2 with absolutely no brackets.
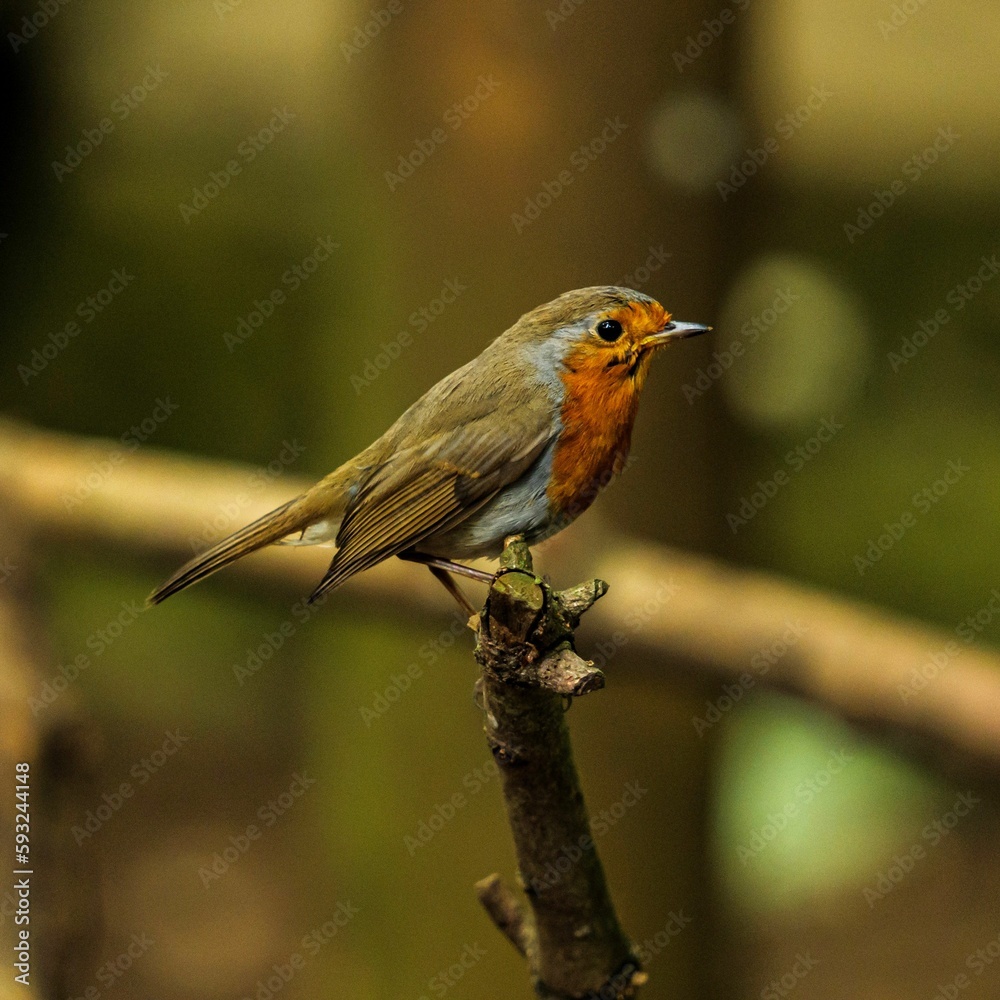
3,417,1000,775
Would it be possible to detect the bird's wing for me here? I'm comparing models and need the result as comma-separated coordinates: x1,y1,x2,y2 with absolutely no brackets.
308,394,554,601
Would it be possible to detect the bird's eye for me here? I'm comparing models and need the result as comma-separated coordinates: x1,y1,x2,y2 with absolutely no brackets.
596,319,623,341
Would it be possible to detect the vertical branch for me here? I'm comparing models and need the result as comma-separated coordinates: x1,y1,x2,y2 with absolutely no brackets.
473,537,645,999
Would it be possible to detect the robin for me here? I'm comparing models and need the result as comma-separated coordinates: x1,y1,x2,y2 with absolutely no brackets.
148,286,708,611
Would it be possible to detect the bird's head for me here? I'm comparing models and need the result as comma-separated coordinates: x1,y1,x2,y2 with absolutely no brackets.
511,286,710,395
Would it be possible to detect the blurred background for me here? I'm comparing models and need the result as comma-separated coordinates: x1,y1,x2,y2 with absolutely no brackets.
2,0,999,997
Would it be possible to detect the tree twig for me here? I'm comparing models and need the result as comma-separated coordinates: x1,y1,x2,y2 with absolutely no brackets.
474,874,531,958
473,537,644,999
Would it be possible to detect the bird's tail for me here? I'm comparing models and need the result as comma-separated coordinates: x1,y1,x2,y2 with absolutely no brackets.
147,494,320,606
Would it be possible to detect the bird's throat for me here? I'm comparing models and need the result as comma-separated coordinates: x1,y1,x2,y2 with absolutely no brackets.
547,347,648,517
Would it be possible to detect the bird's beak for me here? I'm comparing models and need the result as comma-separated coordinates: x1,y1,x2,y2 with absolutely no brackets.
640,321,712,350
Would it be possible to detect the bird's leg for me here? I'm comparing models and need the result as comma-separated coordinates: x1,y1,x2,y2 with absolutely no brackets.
399,550,494,614
427,566,477,617
398,551,494,583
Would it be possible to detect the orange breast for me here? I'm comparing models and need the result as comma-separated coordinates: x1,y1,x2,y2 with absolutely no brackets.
547,345,646,519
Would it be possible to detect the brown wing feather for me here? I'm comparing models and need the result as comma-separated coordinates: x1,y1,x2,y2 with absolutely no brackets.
307,418,552,602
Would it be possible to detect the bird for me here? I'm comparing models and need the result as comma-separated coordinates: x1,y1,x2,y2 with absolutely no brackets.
148,286,709,611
